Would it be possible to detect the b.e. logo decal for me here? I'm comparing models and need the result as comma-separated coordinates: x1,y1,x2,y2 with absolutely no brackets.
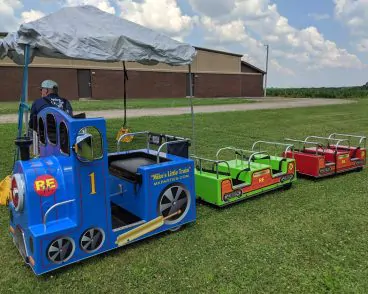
34,175,58,197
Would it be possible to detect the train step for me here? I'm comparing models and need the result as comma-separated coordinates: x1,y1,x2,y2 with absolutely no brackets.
30,218,78,236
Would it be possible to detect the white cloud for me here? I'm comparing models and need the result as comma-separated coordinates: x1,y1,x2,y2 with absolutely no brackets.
65,0,115,14
272,50,311,64
189,0,364,73
232,0,271,20
21,10,45,23
270,59,295,76
334,0,368,25
333,0,367,32
201,16,248,43
199,15,269,70
308,13,330,21
0,0,23,31
333,0,368,52
264,35,279,43
0,0,22,13
116,0,194,39
189,0,236,18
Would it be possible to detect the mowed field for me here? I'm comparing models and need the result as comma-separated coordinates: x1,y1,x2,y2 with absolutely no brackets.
0,99,367,293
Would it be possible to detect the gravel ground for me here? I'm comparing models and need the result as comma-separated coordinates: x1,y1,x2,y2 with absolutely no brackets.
0,97,354,124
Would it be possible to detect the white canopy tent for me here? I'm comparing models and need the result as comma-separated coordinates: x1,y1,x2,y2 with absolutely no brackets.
0,5,197,156
0,5,196,65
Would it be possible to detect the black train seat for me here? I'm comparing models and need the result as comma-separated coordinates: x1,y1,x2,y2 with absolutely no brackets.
108,152,170,183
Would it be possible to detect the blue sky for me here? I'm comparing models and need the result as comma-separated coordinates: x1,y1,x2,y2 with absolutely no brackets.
1,0,367,88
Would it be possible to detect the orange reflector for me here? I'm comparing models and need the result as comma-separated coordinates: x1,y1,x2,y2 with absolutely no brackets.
318,157,325,168
9,226,14,234
221,179,233,196
29,256,35,267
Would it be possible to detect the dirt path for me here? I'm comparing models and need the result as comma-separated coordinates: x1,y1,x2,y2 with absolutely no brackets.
0,97,354,124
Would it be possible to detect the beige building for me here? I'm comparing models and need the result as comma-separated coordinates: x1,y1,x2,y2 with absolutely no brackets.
0,39,265,101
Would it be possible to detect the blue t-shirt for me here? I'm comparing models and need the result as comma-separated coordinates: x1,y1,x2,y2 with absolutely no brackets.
29,94,73,130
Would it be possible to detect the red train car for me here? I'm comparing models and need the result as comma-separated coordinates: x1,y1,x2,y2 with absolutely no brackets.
283,133,366,178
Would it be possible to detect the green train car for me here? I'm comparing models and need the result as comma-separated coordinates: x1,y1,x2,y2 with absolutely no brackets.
194,141,297,207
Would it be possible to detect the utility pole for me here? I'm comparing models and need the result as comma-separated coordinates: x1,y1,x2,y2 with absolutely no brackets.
264,44,269,97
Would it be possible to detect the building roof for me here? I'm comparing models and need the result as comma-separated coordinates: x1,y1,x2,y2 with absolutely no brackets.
241,60,266,74
194,46,243,57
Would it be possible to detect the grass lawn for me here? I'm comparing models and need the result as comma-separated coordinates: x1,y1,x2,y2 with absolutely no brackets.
0,97,254,115
0,99,368,293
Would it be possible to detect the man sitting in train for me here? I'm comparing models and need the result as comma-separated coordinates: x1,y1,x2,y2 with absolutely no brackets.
29,80,73,131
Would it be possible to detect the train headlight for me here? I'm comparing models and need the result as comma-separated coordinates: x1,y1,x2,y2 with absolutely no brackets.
11,174,25,212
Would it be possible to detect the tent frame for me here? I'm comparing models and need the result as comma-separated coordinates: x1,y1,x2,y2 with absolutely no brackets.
16,44,196,160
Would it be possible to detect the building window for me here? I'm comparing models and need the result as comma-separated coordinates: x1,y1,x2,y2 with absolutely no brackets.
38,118,46,145
46,114,57,145
60,122,69,155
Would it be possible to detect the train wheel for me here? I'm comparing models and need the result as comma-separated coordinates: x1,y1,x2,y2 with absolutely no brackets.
80,228,105,254
158,183,191,226
47,237,75,264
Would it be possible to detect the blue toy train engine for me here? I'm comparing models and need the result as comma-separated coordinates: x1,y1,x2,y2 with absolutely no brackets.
9,108,196,275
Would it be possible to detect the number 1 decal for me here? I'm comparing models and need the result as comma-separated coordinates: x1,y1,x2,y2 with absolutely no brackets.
89,172,96,195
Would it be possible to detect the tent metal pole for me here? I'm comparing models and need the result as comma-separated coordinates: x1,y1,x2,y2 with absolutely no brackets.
14,45,30,162
18,44,30,139
188,64,195,154
24,47,30,136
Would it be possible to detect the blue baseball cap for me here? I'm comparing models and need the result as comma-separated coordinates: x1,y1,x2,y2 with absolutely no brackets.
41,80,58,89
